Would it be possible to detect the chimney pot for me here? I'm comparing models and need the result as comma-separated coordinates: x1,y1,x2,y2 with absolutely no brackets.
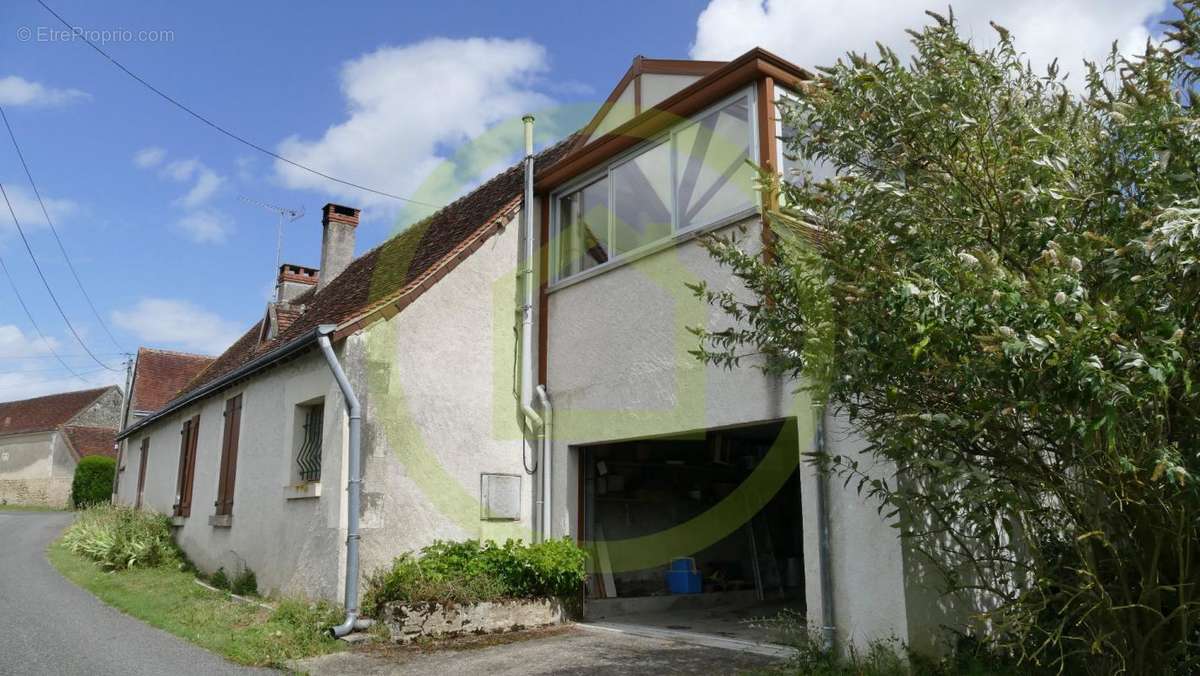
319,203,359,290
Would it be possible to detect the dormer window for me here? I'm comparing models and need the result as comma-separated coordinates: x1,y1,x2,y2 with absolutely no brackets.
551,88,758,283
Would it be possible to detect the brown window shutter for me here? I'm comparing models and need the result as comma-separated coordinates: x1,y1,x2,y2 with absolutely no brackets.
174,420,190,516
174,415,200,517
182,414,200,516
215,395,242,516
135,437,150,509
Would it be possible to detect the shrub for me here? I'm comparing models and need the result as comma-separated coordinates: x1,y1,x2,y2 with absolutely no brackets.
70,456,115,508
210,567,231,590
362,537,587,617
61,504,178,570
231,567,258,597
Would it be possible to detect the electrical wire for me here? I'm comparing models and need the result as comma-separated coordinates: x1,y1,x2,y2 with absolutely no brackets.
0,105,125,352
0,249,85,380
36,0,443,211
0,182,121,372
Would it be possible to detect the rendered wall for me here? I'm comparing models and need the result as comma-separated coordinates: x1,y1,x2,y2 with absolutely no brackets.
119,350,347,600
544,218,913,650
353,215,534,580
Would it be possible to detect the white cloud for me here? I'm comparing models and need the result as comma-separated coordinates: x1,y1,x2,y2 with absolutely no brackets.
174,210,231,244
133,146,166,169
111,298,240,355
0,75,89,107
179,169,224,208
0,324,121,402
690,0,1166,85
274,37,553,212
0,184,76,234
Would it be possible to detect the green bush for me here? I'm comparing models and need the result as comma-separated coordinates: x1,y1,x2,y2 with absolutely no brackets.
210,567,231,590
70,456,115,508
61,504,179,570
362,538,587,617
231,567,258,597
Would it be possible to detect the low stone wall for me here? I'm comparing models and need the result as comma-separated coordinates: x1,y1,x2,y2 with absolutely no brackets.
0,477,71,507
383,598,566,643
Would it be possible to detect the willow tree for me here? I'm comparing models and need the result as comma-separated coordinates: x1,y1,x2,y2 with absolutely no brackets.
693,5,1200,673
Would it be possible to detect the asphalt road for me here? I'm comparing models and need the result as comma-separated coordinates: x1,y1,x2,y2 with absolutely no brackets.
0,511,272,676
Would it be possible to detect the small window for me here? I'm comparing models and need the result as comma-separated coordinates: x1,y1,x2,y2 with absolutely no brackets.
556,178,611,279
293,401,324,483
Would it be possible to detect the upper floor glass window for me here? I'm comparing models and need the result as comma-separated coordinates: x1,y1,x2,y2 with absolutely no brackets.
552,89,758,283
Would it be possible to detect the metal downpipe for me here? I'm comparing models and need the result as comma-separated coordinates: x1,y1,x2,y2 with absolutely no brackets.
317,327,364,638
815,405,836,651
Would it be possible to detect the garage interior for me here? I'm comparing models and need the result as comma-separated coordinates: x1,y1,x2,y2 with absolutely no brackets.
579,420,804,642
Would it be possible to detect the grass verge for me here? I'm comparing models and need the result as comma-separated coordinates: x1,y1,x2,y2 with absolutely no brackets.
47,538,345,667
0,503,66,512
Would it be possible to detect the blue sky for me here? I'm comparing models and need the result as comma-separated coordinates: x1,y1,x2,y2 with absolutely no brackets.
0,0,1179,399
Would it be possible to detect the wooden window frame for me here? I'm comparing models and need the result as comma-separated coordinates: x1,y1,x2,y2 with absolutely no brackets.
214,395,242,517
173,415,200,517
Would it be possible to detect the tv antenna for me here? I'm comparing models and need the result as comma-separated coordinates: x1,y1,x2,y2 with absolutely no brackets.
238,195,304,271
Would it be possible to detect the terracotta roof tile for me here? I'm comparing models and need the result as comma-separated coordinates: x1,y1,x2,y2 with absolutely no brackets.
129,348,215,415
174,139,576,400
0,387,116,436
62,425,118,459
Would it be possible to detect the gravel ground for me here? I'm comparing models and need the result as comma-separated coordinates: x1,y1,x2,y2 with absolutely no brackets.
291,623,784,675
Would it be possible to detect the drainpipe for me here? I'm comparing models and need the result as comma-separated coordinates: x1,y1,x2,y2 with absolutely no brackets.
815,405,836,651
516,113,548,542
317,325,365,638
535,385,553,540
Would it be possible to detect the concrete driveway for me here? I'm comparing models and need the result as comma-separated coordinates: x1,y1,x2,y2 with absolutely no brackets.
0,511,271,676
292,624,785,675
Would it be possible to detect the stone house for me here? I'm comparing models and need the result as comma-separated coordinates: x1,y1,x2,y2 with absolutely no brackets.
0,386,122,507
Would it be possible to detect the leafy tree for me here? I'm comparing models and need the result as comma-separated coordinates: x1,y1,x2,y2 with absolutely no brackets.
693,4,1200,673
70,455,116,509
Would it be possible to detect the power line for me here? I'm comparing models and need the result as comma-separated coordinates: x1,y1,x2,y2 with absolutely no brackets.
0,182,121,372
0,105,124,352
0,250,85,380
36,0,443,211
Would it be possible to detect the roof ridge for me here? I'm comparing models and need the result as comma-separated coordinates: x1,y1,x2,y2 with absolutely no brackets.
0,385,112,407
138,346,215,360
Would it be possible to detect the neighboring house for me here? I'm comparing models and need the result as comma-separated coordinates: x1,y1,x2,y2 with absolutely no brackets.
116,49,961,653
0,386,122,507
113,347,215,504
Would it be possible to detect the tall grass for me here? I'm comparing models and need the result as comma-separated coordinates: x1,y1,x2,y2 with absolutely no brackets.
61,505,179,570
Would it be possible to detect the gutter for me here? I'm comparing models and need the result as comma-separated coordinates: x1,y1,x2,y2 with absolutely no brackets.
316,325,367,638
117,327,324,441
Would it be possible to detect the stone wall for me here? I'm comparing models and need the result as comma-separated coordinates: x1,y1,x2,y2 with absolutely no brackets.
69,387,123,428
383,598,566,643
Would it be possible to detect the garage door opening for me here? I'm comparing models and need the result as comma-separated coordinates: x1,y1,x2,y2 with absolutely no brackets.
578,419,804,641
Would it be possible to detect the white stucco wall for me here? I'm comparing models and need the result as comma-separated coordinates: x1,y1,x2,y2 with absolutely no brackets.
352,215,534,580
119,350,348,600
544,218,912,651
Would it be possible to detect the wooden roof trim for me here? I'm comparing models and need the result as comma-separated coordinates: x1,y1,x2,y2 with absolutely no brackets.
538,48,813,192
571,56,727,154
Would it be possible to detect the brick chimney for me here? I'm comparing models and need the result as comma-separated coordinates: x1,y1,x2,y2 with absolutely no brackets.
319,203,359,290
275,263,318,304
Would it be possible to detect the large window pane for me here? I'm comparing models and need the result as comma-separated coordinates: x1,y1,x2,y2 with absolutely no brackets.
674,97,754,231
557,178,610,279
611,141,672,255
